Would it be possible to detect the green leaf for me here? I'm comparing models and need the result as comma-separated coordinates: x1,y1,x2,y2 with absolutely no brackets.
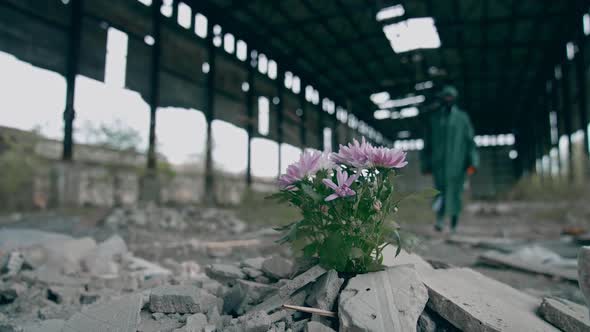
349,247,364,259
303,242,319,257
392,229,402,257
301,184,322,202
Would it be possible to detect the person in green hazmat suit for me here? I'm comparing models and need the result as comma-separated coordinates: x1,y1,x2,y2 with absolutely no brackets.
420,85,479,232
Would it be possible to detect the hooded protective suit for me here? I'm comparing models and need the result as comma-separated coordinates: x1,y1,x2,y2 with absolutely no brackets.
420,98,479,218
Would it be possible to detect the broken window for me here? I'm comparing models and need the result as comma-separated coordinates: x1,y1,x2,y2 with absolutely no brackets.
258,96,270,136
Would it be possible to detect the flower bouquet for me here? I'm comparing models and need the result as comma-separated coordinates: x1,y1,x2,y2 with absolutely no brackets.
269,138,421,274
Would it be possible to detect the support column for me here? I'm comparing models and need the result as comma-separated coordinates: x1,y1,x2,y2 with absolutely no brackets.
276,72,284,177
62,0,83,161
147,0,162,170
562,61,574,182
139,0,163,202
552,77,563,179
317,97,325,151
299,87,307,149
245,62,255,187
204,22,216,204
576,7,589,164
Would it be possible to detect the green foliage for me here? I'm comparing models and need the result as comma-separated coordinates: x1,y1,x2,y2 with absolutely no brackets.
269,167,419,274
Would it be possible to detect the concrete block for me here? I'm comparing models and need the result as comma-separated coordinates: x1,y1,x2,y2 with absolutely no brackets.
262,256,294,280
539,297,590,332
63,293,143,332
149,285,218,314
338,265,428,332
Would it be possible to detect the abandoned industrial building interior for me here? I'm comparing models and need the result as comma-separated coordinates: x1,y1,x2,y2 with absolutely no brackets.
1,0,590,331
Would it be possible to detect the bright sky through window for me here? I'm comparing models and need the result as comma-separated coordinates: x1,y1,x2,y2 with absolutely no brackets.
415,80,433,90
137,0,152,6
284,71,293,89
177,2,191,29
194,13,207,38
292,76,300,94
323,127,332,152
258,97,270,136
383,18,441,53
584,14,590,36
376,4,405,21
104,27,128,88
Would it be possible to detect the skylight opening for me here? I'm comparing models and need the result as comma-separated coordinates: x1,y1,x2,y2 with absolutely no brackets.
370,91,390,104
212,25,222,48
137,0,152,6
383,17,441,53
236,40,247,61
400,106,419,118
223,33,235,54
584,14,590,36
306,86,314,102
374,109,390,120
177,2,192,29
566,42,575,60
554,66,562,79
104,27,128,88
268,60,277,80
378,95,425,108
258,54,268,74
292,76,301,94
144,35,155,46
509,150,518,160
415,81,433,90
194,13,208,38
202,62,210,74
312,90,320,106
241,82,249,92
376,4,405,21
284,71,293,89
323,127,332,152
160,0,173,17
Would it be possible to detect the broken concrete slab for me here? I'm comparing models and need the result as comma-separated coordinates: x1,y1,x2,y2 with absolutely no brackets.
578,246,590,310
205,264,245,283
261,256,294,280
250,265,327,314
305,321,336,332
1,251,25,276
447,235,525,253
126,255,172,280
22,319,65,332
241,257,266,270
138,309,184,332
306,269,343,324
178,312,208,332
236,279,277,303
338,265,428,332
539,297,590,332
479,250,578,282
81,234,127,276
63,293,143,332
382,246,433,274
149,285,219,314
0,229,73,251
421,267,560,332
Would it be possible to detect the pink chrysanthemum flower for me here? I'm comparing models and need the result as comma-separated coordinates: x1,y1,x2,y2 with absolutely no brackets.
278,150,325,190
367,146,408,168
322,169,359,201
331,137,373,168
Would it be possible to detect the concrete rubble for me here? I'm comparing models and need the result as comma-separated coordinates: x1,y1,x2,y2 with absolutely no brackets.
1,205,589,331
538,297,590,332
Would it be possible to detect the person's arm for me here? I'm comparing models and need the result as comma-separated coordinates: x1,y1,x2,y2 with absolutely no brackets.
465,114,479,174
420,116,432,174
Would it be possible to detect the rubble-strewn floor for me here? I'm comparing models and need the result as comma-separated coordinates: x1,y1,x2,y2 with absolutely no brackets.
0,199,588,330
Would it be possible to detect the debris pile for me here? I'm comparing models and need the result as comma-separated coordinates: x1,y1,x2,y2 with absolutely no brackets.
1,205,589,331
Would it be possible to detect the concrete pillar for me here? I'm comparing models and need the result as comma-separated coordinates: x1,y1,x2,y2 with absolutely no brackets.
245,60,255,187
203,21,216,204
62,0,83,161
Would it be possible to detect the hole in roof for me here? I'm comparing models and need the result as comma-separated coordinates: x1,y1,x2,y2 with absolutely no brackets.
236,40,247,61
258,54,268,74
160,0,173,17
415,81,433,90
584,14,590,36
144,35,155,46
378,95,424,108
272,97,280,105
292,76,301,94
213,24,222,35
224,33,235,54
213,36,222,47
202,62,210,74
382,17,441,53
194,13,207,38
374,110,390,120
376,4,405,21
400,106,419,118
268,60,277,80
258,97,270,136
241,82,249,92
137,0,151,6
177,2,191,29
566,42,575,60
284,71,293,89
370,91,390,104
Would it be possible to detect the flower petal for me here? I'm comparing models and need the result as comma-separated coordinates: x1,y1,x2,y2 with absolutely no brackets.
322,179,339,190
325,193,339,201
